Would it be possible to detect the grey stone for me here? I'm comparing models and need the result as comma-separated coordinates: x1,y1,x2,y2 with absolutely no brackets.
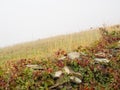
58,56,66,60
70,76,82,84
95,52,106,58
94,58,110,63
26,65,44,70
68,52,80,60
54,71,63,78
53,66,71,78
63,66,71,74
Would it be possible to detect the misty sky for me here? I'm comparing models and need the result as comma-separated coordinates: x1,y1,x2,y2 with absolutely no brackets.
0,0,120,47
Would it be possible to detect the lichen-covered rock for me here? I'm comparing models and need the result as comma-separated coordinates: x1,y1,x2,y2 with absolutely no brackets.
68,52,80,60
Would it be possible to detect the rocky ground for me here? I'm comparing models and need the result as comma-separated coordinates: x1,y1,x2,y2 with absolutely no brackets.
0,28,120,90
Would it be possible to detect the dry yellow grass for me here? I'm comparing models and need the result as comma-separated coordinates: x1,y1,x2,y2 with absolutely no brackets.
0,25,120,64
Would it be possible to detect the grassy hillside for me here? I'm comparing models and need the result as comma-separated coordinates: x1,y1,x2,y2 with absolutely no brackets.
0,25,120,90
0,25,120,65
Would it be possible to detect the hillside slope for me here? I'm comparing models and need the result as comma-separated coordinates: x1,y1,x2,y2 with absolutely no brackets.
0,26,120,90
0,25,120,64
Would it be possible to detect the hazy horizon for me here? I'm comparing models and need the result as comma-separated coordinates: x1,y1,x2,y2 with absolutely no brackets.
0,0,120,47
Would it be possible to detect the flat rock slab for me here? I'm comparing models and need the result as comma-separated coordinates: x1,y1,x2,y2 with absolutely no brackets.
68,52,80,60
26,65,44,70
94,58,110,63
58,56,66,60
95,52,106,58
53,66,82,79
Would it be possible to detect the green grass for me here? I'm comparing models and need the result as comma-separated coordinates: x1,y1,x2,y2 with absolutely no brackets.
0,25,120,65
